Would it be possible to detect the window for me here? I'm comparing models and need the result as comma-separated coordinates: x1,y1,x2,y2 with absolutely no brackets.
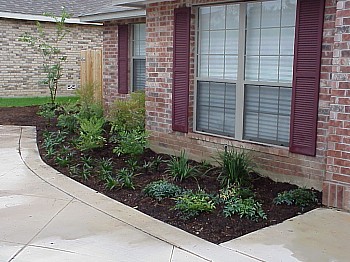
196,0,297,146
131,23,146,91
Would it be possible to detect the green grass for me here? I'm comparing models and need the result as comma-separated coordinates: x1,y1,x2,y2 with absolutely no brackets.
0,96,78,107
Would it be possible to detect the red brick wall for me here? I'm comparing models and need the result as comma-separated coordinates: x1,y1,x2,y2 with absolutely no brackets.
145,0,337,192
103,18,145,108
323,0,350,210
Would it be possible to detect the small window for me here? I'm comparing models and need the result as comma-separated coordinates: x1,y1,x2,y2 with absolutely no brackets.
131,24,146,91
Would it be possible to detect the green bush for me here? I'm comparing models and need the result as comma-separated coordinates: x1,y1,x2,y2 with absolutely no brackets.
143,180,183,201
113,129,148,157
57,114,78,132
219,186,266,221
167,150,198,182
216,147,254,187
223,197,267,221
78,116,106,151
174,191,216,220
274,188,318,207
110,91,145,132
76,82,104,120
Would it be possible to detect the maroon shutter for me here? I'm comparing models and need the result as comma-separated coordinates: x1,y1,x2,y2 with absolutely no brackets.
118,25,129,94
172,7,190,133
289,0,325,156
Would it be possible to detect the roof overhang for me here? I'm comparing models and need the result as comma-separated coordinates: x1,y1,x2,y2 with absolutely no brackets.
79,0,171,22
0,11,102,25
79,9,146,22
111,0,169,6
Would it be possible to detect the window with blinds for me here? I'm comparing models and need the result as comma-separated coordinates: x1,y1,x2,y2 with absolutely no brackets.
132,24,146,91
196,0,296,146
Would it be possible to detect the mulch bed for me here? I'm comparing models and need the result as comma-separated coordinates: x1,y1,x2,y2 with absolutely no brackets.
0,105,322,244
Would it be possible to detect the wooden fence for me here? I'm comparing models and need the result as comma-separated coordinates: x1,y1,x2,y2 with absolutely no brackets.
80,49,103,103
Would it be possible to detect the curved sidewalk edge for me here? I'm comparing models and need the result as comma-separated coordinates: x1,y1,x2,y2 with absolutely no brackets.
18,126,260,262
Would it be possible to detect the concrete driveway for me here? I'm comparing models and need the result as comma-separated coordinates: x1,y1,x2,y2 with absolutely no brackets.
0,125,349,262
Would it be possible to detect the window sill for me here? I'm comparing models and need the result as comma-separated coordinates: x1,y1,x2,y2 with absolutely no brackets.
189,130,291,157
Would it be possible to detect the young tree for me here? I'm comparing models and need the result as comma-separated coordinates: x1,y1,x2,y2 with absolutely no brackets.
19,9,71,105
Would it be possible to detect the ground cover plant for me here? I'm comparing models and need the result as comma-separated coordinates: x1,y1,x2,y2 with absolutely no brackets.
0,96,322,244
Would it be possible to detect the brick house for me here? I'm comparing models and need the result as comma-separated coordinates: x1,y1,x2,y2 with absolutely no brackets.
81,0,350,211
0,0,112,97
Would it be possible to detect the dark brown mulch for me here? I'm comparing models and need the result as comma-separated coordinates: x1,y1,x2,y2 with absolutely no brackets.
0,105,322,244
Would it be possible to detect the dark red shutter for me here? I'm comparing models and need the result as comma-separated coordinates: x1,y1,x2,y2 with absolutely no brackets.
289,0,325,156
172,7,190,133
118,25,129,94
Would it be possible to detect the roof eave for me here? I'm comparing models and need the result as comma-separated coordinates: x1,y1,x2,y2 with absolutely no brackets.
0,11,102,25
79,9,146,22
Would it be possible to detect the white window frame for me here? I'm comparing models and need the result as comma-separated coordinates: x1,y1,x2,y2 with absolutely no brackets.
130,23,146,92
194,1,295,146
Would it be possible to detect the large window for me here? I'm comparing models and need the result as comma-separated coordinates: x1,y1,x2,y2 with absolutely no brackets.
131,23,146,91
196,0,296,146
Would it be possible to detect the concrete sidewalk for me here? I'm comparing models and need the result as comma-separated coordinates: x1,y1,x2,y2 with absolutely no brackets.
0,125,349,262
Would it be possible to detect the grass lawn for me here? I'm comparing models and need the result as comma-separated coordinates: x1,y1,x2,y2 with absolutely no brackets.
0,96,78,107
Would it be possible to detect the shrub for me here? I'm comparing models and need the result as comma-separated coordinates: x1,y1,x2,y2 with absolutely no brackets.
76,82,104,120
219,186,266,221
78,116,106,151
174,190,216,220
216,147,254,187
113,129,148,157
143,180,183,201
274,188,318,207
57,114,78,133
110,91,145,132
167,150,198,182
223,197,267,221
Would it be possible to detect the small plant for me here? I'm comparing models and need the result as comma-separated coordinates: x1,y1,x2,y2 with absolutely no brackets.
117,168,135,189
78,116,106,151
55,155,70,167
167,151,198,182
81,155,94,168
45,146,56,159
38,103,56,120
81,165,92,180
98,158,113,181
69,164,80,177
125,159,139,172
105,176,119,190
113,129,148,157
174,190,216,220
216,147,254,187
218,185,266,221
42,130,67,154
223,197,267,221
218,186,255,202
274,188,318,207
143,180,183,201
